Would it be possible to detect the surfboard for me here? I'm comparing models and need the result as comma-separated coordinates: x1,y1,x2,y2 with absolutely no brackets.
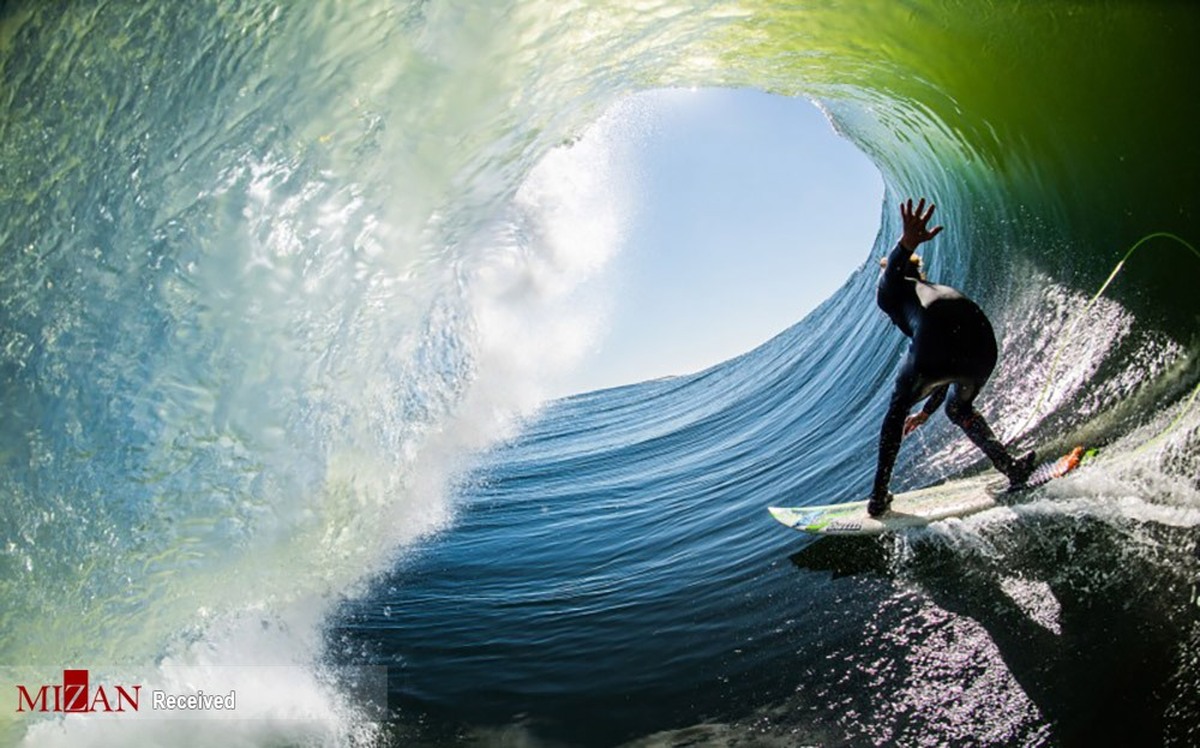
768,447,1091,536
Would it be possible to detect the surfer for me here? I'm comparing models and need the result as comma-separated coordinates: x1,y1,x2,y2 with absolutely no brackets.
868,198,1035,517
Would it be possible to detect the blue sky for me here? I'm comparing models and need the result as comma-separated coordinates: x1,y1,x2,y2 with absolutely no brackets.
560,88,884,395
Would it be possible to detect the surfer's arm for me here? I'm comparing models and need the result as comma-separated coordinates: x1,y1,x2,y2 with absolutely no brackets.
903,384,948,437
922,383,948,415
883,240,914,282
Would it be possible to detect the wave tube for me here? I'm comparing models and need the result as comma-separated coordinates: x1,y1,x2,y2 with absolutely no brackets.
3,1,1199,746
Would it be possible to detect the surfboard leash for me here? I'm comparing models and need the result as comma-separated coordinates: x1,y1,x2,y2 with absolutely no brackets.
1018,231,1200,455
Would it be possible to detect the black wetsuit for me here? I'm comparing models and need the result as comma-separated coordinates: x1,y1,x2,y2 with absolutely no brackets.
871,241,1030,509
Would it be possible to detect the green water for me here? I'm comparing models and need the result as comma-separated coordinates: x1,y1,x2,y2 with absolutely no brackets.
723,1,1200,319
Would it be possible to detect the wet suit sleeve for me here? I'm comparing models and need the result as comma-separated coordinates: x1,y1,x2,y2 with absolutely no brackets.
884,241,915,284
922,383,948,415
878,241,920,337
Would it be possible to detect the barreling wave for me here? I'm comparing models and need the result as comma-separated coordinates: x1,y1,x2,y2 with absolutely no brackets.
3,0,1199,746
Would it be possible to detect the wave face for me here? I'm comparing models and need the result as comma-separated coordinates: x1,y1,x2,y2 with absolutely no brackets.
4,0,1200,746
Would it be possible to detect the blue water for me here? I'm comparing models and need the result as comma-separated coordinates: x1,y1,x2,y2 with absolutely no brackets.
4,1,1200,746
331,260,1200,745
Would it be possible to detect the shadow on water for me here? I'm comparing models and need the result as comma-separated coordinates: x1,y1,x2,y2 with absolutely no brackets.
788,535,892,579
789,517,1200,747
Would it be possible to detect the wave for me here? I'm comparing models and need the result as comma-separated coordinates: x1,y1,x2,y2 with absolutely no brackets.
3,0,1199,745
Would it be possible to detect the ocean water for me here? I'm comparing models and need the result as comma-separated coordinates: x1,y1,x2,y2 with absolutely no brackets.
3,1,1200,746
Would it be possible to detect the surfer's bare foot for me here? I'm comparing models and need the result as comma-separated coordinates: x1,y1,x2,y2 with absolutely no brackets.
867,492,893,517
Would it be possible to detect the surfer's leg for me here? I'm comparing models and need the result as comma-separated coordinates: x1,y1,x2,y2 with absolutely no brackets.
870,357,923,515
945,382,1035,487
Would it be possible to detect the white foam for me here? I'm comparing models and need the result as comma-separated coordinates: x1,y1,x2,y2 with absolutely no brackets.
16,598,384,747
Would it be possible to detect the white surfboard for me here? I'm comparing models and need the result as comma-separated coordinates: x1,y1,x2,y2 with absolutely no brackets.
768,447,1089,536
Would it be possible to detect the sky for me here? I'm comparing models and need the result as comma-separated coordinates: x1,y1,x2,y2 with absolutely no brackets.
556,88,885,396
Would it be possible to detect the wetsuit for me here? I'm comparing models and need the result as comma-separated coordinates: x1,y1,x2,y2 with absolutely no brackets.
871,241,1032,514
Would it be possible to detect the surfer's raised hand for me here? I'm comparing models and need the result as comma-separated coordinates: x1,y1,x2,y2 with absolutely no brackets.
899,198,943,250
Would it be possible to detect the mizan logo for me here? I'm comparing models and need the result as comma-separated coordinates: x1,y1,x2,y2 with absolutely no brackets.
16,669,141,714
